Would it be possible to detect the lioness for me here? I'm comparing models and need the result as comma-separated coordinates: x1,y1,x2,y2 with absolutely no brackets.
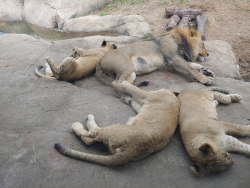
35,40,117,82
95,28,214,87
55,80,180,165
178,88,250,176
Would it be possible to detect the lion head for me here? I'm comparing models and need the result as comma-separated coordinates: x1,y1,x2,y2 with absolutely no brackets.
171,28,209,62
190,143,234,176
189,29,209,62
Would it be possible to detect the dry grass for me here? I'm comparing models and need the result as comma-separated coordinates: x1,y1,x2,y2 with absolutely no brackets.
91,0,250,80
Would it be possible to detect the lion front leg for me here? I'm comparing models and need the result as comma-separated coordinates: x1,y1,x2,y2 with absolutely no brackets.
189,63,215,78
172,56,214,85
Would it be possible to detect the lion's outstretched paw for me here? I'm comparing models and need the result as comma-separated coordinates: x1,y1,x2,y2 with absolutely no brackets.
200,76,214,85
197,56,205,62
201,67,215,78
85,114,95,124
72,122,84,133
121,94,132,105
229,94,242,102
45,56,52,63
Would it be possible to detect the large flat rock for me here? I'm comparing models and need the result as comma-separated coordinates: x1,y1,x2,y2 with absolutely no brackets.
0,34,250,188
0,0,110,26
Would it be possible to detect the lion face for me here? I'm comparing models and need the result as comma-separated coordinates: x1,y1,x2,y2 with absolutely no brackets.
195,39,209,62
190,35,209,62
191,143,234,176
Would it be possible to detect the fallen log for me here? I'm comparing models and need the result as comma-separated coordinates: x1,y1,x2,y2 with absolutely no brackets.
165,8,202,20
166,15,180,31
196,15,208,40
178,16,190,29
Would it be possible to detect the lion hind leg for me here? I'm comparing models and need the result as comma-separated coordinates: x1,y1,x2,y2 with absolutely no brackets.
126,72,136,84
85,114,100,131
121,94,143,113
72,122,95,145
45,62,53,77
112,80,147,102
220,121,250,136
46,56,60,78
220,135,250,155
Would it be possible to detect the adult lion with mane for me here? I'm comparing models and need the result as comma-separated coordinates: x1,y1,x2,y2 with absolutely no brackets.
96,28,214,86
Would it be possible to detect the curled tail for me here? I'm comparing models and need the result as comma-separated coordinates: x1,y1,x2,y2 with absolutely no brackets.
204,87,229,94
54,143,128,165
35,66,56,79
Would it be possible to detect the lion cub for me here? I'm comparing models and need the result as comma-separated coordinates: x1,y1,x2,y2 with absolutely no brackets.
55,80,180,165
178,88,250,176
35,40,117,82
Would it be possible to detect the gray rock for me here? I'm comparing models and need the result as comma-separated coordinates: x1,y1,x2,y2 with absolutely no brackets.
0,0,23,21
2,0,110,27
203,40,241,79
60,15,151,39
0,34,250,188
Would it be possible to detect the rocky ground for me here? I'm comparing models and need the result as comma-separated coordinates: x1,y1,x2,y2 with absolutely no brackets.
0,33,250,187
0,0,250,187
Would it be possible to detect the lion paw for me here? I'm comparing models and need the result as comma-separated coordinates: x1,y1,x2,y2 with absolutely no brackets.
229,94,242,102
197,56,205,62
45,56,52,63
72,122,84,133
200,76,214,85
121,94,132,105
201,67,215,78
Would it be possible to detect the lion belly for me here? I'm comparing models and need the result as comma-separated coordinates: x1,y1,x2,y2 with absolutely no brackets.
131,54,164,75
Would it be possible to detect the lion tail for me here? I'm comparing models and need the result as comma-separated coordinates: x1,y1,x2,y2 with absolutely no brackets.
35,66,56,79
54,143,127,166
204,87,229,94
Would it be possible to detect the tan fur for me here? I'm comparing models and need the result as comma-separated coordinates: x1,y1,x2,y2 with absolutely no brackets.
35,40,117,82
96,28,213,87
178,88,250,176
55,80,180,165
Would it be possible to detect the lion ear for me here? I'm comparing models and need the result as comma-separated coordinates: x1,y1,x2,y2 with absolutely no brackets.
189,29,201,38
112,44,117,49
199,143,214,154
171,90,180,96
101,39,107,47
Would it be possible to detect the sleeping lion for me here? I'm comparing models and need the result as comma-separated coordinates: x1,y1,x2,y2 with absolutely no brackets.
178,88,250,176
95,28,214,87
54,80,180,165
35,40,117,82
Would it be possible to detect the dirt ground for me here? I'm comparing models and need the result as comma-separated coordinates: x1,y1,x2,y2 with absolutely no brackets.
92,0,250,80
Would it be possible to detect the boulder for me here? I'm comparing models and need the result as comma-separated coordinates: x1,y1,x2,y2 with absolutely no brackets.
0,0,23,21
59,15,151,39
0,33,249,188
14,0,110,28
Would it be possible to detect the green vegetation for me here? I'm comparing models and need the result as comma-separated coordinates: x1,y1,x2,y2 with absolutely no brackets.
100,13,109,16
70,13,78,19
143,33,154,41
158,1,168,6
